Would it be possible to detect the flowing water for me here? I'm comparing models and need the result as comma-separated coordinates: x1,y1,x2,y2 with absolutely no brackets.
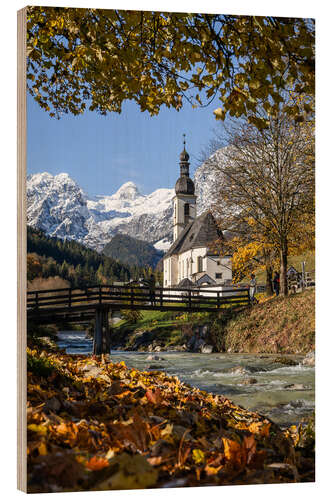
57,331,315,428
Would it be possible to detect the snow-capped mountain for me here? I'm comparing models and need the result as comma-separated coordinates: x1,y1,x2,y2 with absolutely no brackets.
27,159,219,253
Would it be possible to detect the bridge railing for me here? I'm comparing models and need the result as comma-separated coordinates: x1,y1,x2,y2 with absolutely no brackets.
27,284,250,313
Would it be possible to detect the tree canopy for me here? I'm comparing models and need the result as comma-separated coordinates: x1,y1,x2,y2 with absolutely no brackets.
27,7,314,126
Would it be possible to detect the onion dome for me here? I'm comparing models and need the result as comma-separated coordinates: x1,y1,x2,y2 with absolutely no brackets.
180,148,189,162
175,176,195,195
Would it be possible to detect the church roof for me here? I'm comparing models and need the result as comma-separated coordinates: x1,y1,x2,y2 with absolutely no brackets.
163,210,223,259
177,278,195,288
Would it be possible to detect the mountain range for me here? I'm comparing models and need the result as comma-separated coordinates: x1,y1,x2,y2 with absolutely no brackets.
27,157,219,253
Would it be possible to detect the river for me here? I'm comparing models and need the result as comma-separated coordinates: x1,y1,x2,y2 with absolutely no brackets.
57,331,315,428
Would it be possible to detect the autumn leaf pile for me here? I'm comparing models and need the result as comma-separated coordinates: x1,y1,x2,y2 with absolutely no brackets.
27,346,314,492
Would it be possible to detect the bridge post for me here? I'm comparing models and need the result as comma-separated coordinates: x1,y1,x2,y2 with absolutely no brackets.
93,307,103,355
93,307,111,355
101,308,111,354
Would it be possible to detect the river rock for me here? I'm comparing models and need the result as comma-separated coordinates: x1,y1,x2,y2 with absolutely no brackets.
194,338,205,351
201,325,209,336
148,364,165,370
229,365,257,375
168,344,187,352
146,354,165,361
200,344,213,354
229,366,248,375
302,351,315,367
240,377,258,385
273,357,298,366
283,383,308,391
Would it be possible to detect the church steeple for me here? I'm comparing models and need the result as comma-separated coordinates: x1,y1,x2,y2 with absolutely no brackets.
173,135,197,241
175,134,195,195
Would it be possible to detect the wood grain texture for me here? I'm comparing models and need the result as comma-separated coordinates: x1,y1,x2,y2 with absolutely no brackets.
17,6,27,493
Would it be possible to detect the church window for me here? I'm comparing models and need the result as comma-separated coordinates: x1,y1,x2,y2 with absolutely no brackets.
216,273,222,279
197,256,203,272
184,203,190,224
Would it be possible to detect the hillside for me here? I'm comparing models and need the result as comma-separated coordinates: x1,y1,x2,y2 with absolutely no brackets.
27,226,133,286
215,289,315,354
103,234,163,268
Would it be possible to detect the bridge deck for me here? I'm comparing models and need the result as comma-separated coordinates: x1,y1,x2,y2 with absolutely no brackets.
27,284,250,322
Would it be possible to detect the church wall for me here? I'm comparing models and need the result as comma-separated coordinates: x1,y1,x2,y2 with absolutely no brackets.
206,255,233,284
163,257,171,287
177,247,207,281
173,194,197,241
163,255,183,287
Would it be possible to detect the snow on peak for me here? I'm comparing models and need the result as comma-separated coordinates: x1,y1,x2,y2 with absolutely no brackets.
113,181,141,200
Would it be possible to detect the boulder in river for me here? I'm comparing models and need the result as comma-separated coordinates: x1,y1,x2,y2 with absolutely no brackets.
229,365,257,375
283,383,308,391
200,344,213,354
240,377,258,385
229,366,248,375
302,351,315,367
146,354,165,361
273,357,298,366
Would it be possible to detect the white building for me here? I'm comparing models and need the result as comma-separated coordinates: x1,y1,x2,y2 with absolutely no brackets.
163,141,232,288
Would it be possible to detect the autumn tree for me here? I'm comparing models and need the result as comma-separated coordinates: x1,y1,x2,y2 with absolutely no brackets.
204,106,314,296
27,253,43,281
27,7,314,126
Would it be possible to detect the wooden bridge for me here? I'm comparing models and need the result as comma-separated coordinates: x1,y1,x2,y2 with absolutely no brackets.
27,285,250,354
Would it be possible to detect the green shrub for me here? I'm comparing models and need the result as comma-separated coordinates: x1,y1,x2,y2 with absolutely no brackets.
27,352,54,378
121,309,143,324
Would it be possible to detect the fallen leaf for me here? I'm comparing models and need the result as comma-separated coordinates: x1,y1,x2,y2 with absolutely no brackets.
146,388,162,405
192,449,205,464
86,456,109,471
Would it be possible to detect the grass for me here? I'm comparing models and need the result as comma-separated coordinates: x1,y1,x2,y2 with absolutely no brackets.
219,288,315,354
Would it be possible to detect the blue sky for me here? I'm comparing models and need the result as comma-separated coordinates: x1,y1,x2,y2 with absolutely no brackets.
27,92,222,196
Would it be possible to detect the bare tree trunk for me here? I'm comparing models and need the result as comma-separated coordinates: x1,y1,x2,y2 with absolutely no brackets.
265,265,274,296
280,240,288,297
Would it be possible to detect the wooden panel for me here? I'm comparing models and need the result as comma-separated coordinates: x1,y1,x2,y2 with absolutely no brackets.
17,6,27,493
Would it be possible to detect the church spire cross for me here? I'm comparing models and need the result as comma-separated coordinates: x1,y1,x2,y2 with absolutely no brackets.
179,134,190,165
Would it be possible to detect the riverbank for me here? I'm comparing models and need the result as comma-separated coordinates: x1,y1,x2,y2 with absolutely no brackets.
27,341,314,492
111,289,315,355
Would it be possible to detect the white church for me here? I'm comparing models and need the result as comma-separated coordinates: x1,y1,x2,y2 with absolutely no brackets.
163,140,232,288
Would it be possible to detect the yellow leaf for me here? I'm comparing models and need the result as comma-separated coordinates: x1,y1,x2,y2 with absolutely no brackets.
28,424,47,436
192,449,205,464
38,442,47,455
